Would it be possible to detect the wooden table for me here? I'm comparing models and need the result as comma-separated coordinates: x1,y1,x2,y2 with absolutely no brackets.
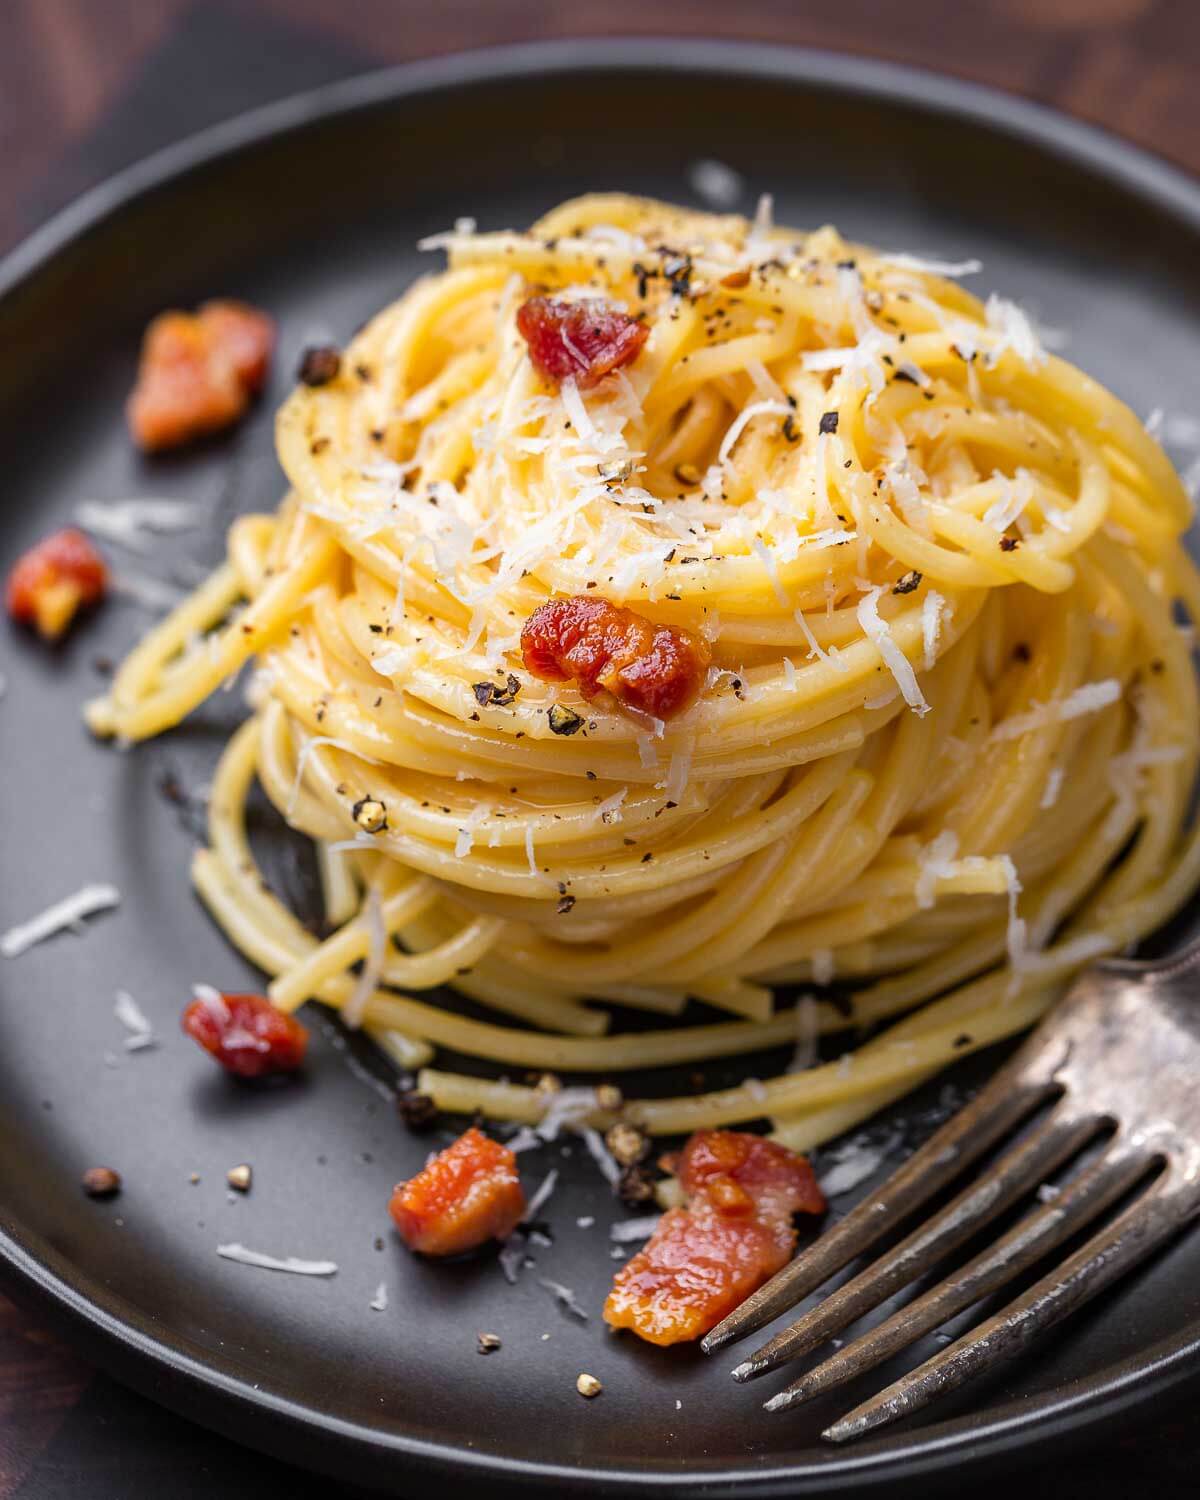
1,2,1198,1495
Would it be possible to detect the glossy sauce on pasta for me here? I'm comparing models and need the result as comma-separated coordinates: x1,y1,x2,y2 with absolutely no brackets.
88,194,1200,1150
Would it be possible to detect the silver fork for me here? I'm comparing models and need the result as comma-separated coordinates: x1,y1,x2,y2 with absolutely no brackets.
701,942,1200,1442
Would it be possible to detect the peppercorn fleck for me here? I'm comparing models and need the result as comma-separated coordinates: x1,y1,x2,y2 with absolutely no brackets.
82,1166,121,1198
396,1090,438,1131
353,797,388,833
548,704,585,736
297,345,342,387
892,570,923,595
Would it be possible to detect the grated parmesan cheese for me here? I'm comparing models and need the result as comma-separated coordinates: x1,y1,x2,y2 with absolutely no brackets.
289,735,381,818
999,856,1026,973
114,989,155,1051
559,377,599,446
794,608,849,674
922,590,946,671
818,1146,882,1197
983,469,1035,532
751,537,790,608
76,497,204,553
580,1125,622,1186
915,831,959,909
1040,766,1065,809
2,883,120,958
369,1282,388,1311
585,224,648,255
610,1214,662,1242
1044,507,1072,534
914,839,1001,914
523,1167,560,1223
663,749,692,802
538,1277,589,1320
894,360,931,388
417,222,475,251
787,993,819,1073
991,680,1121,741
1104,742,1184,838
885,463,929,534
811,948,835,986
985,294,1047,368
818,1131,900,1196
856,588,930,717
718,400,793,468
216,1243,338,1276
192,983,227,1016
808,325,892,400
596,788,628,825
745,193,775,258
745,359,786,404
498,1234,527,1284
1013,932,1112,977
878,252,982,277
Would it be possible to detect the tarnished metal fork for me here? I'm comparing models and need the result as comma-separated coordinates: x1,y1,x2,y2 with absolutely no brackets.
702,942,1200,1442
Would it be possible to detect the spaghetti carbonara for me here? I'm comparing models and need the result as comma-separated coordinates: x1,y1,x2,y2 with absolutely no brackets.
87,193,1200,1150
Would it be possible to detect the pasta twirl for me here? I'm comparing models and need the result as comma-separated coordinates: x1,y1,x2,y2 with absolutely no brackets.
87,194,1200,1146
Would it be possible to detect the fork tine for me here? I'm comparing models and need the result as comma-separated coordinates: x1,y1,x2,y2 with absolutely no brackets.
736,1104,1104,1383
701,1059,1058,1356
820,1178,1180,1443
764,1144,1155,1411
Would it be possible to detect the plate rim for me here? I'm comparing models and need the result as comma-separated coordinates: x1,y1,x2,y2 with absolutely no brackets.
3,36,1200,1495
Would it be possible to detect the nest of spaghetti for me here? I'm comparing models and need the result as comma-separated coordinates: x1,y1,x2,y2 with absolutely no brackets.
88,193,1200,1148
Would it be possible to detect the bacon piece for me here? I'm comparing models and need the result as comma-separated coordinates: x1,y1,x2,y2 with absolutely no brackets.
182,990,308,1077
127,299,275,452
5,527,107,640
389,1126,525,1256
516,296,649,390
678,1129,826,1218
604,1204,796,1346
521,595,710,721
603,1130,825,1346
195,300,274,394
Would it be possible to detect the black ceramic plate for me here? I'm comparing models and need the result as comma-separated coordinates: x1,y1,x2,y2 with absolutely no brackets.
3,40,1200,1498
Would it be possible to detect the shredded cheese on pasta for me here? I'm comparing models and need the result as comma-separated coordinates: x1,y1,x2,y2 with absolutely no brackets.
86,193,1200,1148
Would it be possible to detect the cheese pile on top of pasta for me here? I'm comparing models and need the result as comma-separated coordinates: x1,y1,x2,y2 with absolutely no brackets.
88,192,1200,1147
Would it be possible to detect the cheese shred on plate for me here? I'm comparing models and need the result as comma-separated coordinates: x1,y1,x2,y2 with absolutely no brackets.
216,1243,338,1276
1,883,121,958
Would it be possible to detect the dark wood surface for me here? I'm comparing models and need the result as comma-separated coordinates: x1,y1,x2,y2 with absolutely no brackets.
1,2,1198,1495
